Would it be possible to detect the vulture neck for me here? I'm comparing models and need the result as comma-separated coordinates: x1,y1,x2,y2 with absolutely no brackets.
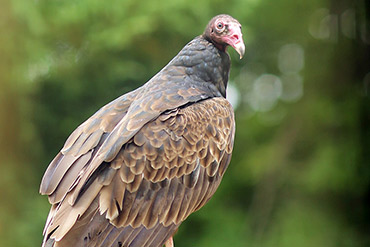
170,36,231,98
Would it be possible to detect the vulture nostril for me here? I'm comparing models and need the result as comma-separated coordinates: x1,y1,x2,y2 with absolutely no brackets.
232,34,239,40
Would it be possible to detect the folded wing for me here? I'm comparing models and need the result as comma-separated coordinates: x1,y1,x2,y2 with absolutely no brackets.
41,97,234,247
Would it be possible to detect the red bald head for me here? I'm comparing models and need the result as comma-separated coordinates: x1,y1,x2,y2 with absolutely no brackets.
204,14,245,59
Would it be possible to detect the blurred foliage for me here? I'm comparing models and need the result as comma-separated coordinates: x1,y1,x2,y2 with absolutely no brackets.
0,0,369,246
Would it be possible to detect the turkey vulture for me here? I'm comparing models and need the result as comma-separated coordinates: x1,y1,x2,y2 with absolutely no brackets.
40,14,245,247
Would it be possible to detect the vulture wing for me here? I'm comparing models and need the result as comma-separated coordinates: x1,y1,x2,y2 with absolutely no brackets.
42,96,234,247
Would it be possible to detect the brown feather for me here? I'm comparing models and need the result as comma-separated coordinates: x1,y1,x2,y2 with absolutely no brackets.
48,151,93,204
41,154,80,195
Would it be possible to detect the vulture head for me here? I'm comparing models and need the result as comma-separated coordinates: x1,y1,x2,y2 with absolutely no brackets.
204,14,245,59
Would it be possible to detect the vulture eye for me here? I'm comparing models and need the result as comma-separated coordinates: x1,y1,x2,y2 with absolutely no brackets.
216,22,225,32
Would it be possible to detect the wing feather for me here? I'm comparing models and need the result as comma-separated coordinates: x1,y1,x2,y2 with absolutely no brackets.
42,155,81,196
48,151,93,204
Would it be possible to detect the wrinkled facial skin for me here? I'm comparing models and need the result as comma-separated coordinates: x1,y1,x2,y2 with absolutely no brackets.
206,15,245,59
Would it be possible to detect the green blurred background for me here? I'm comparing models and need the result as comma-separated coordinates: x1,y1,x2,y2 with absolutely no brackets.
0,0,369,246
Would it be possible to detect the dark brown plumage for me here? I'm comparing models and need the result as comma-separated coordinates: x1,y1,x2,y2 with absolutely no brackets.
40,14,244,247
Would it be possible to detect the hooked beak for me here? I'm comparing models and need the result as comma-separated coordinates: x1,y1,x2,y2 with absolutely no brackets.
233,41,245,59
225,23,245,59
